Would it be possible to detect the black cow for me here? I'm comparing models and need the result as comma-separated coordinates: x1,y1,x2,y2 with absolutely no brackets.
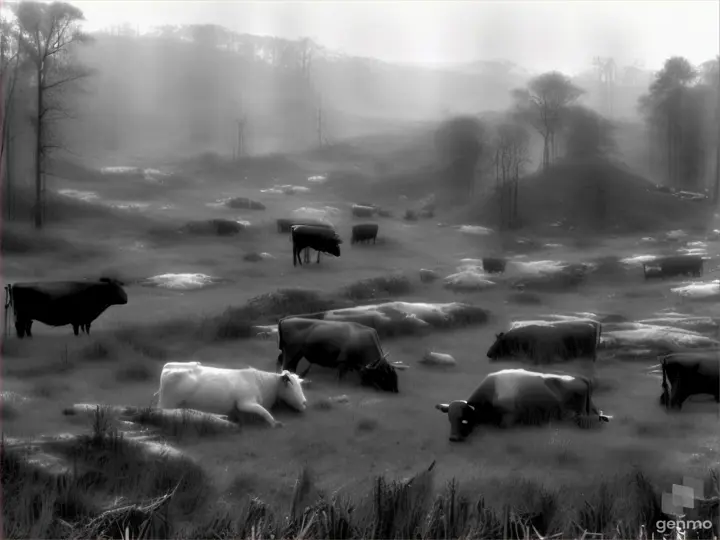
659,352,720,409
4,278,128,338
351,223,379,245
291,225,342,267
352,204,375,218
482,257,507,274
487,321,600,363
435,368,611,442
643,255,703,280
277,317,398,392
277,218,332,234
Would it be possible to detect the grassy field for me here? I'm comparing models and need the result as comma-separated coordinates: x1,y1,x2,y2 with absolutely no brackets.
2,152,720,538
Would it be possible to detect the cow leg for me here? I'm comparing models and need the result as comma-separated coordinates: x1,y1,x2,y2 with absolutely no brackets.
281,349,304,374
235,402,282,428
25,321,33,338
72,323,80,336
299,365,312,378
293,246,301,266
316,251,321,264
85,323,92,335
15,320,26,339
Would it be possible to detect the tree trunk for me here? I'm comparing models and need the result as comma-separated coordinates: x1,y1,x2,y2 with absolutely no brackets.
34,66,43,229
4,123,11,220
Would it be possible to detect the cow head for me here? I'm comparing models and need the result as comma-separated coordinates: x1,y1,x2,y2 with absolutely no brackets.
277,371,307,412
99,278,128,305
435,400,476,442
360,356,399,393
486,333,506,361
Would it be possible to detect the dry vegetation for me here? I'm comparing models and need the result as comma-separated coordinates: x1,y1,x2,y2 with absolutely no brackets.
3,147,720,539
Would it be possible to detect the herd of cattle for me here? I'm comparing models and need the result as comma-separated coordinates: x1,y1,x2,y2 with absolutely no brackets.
4,263,719,441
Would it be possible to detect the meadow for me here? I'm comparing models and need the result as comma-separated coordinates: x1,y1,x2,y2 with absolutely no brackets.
2,148,719,539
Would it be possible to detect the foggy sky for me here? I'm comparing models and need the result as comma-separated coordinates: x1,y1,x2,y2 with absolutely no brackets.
71,1,719,74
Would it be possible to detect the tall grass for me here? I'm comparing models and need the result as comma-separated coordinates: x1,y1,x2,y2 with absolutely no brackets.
3,407,719,539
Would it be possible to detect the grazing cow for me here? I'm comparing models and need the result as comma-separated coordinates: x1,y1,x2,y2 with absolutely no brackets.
277,218,332,234
482,257,507,274
643,255,703,280
435,368,611,442
658,352,720,409
4,278,128,338
352,204,375,218
487,321,600,363
156,362,307,428
277,317,399,393
351,223,379,245
291,225,342,266
279,220,334,262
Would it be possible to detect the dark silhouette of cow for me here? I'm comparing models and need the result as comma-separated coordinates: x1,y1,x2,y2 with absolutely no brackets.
659,352,720,410
351,223,379,244
277,317,398,393
291,225,342,266
5,278,128,338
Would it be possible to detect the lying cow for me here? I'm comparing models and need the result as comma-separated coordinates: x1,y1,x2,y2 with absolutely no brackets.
156,361,307,428
277,317,398,392
435,368,611,442
643,255,703,280
352,204,376,218
351,223,379,245
487,321,600,363
659,352,720,409
4,278,128,338
291,225,342,267
482,257,507,274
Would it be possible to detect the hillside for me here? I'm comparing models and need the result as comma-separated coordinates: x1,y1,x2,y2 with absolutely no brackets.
465,158,712,234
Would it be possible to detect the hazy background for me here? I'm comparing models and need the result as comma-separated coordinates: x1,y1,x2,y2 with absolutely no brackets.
69,1,718,72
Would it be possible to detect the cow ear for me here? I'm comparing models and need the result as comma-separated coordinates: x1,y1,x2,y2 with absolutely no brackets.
435,403,449,413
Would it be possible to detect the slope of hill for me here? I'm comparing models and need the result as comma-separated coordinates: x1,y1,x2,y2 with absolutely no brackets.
463,158,712,234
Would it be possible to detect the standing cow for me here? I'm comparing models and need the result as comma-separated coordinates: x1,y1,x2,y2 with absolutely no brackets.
277,317,399,392
435,368,611,442
291,225,342,267
487,321,600,364
351,223,379,245
659,352,720,409
4,278,128,338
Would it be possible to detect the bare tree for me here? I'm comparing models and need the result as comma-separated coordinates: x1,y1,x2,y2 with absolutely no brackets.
435,115,485,197
638,57,700,189
1,14,22,220
511,71,584,170
492,120,529,229
14,1,92,228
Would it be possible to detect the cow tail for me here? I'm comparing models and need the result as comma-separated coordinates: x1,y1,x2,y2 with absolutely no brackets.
661,355,669,410
582,376,592,417
4,285,13,337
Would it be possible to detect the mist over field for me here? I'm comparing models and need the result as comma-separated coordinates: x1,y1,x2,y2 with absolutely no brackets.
1,1,719,539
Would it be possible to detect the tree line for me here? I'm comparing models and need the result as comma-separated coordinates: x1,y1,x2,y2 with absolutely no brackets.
435,56,719,230
1,2,718,231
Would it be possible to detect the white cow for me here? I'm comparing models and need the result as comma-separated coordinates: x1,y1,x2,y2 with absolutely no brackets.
156,362,307,428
